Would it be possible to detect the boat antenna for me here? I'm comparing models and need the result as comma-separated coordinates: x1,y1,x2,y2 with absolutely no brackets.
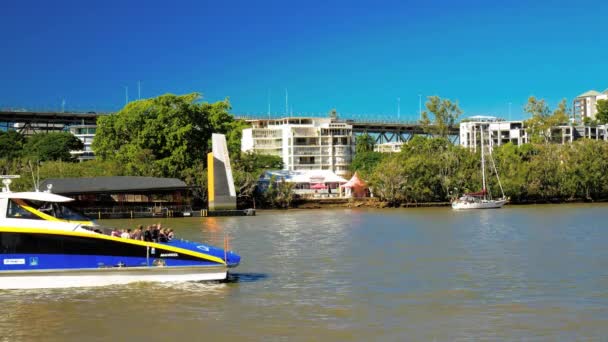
488,144,505,199
480,125,487,200
28,160,39,192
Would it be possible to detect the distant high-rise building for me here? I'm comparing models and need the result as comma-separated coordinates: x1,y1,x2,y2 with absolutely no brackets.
573,89,608,121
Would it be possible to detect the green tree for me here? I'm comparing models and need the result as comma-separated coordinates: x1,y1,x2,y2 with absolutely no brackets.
420,96,462,137
524,97,569,143
232,152,283,208
559,140,608,200
350,151,383,178
22,132,83,162
0,131,25,160
596,99,608,124
93,93,231,179
355,133,375,153
264,176,295,208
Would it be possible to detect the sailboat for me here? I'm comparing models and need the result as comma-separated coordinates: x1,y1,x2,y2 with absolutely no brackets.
452,124,508,210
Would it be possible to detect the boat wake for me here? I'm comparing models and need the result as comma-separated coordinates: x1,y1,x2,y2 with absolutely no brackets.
223,272,269,283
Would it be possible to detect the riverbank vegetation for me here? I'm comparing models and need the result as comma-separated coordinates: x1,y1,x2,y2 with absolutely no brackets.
351,136,608,206
352,95,608,206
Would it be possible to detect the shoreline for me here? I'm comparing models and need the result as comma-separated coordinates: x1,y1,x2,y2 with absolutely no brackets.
276,197,608,210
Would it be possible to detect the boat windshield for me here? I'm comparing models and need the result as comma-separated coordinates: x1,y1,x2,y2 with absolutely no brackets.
19,199,93,222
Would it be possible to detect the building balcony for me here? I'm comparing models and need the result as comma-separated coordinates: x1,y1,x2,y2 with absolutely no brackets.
253,145,283,150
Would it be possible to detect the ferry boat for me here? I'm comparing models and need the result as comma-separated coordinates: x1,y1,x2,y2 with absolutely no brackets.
0,177,240,289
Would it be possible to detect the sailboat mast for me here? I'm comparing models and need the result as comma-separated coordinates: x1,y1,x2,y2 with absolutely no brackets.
480,125,487,199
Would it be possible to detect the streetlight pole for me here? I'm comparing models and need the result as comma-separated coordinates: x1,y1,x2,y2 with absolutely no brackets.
397,97,401,121
418,94,422,120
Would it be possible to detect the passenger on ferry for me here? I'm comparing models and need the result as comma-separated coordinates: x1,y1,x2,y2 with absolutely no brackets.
131,226,143,240
111,228,121,237
167,229,174,241
158,229,168,243
120,229,131,239
143,226,153,242
151,225,160,242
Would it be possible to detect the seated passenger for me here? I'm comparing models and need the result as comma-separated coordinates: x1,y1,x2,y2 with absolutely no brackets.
120,229,130,239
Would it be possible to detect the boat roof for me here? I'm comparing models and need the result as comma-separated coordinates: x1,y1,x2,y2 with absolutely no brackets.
40,176,189,194
0,191,74,202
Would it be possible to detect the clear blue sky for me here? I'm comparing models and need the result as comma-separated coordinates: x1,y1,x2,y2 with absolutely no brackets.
1,0,607,120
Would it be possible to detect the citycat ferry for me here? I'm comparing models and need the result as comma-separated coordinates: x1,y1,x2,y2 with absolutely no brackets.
0,176,240,289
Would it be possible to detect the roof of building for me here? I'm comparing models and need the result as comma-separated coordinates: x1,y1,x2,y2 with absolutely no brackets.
463,115,501,122
577,90,602,98
40,177,189,194
341,172,367,188
260,170,347,183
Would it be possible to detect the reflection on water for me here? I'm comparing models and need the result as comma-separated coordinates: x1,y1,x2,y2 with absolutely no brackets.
2,205,608,340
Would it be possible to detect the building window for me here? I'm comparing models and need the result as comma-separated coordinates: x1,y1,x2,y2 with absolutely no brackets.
299,157,315,165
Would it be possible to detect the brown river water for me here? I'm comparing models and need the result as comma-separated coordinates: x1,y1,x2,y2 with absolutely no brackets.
2,204,608,341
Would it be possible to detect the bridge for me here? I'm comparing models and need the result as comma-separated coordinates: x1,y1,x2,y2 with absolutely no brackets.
0,110,459,143
237,115,460,144
347,120,459,143
0,109,103,133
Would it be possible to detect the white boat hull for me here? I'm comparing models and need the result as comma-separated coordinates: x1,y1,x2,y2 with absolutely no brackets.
452,199,507,210
0,265,228,289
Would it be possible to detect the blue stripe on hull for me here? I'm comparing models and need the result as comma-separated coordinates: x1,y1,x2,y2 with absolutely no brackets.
165,240,241,267
0,254,219,271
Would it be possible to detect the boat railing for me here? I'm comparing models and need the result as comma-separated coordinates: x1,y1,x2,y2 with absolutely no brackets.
199,231,234,252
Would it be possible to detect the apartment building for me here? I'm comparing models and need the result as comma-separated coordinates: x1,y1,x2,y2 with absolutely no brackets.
460,116,527,151
69,124,96,161
573,89,608,120
374,142,404,153
241,117,355,177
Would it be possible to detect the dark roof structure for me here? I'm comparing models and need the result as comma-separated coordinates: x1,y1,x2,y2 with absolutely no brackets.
40,177,189,195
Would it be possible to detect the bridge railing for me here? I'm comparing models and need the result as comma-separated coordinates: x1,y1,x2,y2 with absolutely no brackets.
234,113,422,125
0,105,115,115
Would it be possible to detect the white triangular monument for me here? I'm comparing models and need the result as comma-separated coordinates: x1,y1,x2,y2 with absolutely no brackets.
207,133,236,210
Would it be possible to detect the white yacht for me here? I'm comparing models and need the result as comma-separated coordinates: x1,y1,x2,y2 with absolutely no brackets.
452,125,508,210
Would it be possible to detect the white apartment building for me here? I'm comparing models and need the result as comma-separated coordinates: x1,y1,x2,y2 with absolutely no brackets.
460,116,527,151
573,89,608,120
374,142,404,153
241,117,355,177
69,124,96,161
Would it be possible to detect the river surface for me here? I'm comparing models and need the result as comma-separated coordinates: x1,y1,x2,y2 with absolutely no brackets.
2,204,608,341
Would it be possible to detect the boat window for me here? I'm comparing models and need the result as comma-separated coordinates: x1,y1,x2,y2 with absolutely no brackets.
50,203,91,221
28,200,92,221
6,200,43,220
